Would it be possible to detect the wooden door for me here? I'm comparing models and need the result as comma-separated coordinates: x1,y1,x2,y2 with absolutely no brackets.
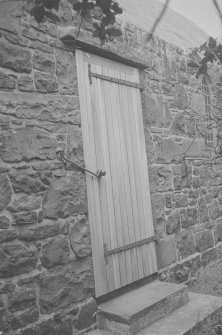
76,50,157,297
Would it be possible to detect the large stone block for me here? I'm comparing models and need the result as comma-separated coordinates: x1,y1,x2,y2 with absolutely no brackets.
0,215,10,229
199,204,210,223
43,174,88,219
151,193,165,219
190,93,205,117
8,194,41,212
0,40,32,73
208,201,221,220
10,171,52,194
11,307,39,330
0,173,12,211
155,238,177,269
180,207,198,228
195,230,214,252
18,75,34,92
174,193,188,208
0,92,80,124
176,230,196,259
156,138,182,163
0,126,57,162
166,212,180,235
0,242,37,278
34,72,59,93
149,165,173,193
39,263,89,313
76,299,97,330
0,71,16,89
33,51,55,74
41,236,70,268
19,222,60,241
70,218,91,258
171,113,186,136
67,125,84,164
56,49,78,95
173,84,189,109
181,138,209,159
0,229,17,243
142,93,171,128
13,211,38,226
8,288,37,312
215,222,222,242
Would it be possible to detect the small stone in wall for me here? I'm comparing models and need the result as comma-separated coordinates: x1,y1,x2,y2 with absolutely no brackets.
195,230,214,252
41,236,70,268
70,218,91,258
0,173,12,211
173,84,189,109
8,288,37,312
166,212,180,234
0,40,32,73
33,51,55,74
76,299,98,330
18,76,34,92
13,211,38,226
0,229,17,243
176,230,195,259
19,222,60,241
0,242,37,278
34,72,58,93
0,71,16,89
7,194,41,212
0,215,10,229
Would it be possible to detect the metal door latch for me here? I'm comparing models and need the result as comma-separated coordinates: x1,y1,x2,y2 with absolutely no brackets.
56,149,106,178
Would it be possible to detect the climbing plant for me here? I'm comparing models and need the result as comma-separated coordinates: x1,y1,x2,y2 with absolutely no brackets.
30,0,123,44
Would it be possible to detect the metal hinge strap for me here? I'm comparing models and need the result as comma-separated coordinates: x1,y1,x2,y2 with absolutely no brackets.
88,64,144,90
104,235,159,259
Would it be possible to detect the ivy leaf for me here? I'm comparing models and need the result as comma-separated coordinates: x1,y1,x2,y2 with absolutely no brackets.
73,1,83,11
44,10,61,23
208,37,217,49
106,26,122,37
30,4,45,23
44,0,60,11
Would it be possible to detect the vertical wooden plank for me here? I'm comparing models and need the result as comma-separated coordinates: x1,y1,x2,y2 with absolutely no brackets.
132,69,158,273
76,50,108,296
102,66,129,287
91,63,116,292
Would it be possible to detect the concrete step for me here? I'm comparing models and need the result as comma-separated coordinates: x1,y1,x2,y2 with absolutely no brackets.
97,280,189,335
138,292,222,335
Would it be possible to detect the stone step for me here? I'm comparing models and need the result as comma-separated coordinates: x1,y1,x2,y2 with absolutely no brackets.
85,293,222,335
97,280,189,335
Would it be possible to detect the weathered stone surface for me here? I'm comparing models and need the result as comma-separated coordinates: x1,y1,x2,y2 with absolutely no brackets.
0,40,32,73
43,174,87,219
190,93,205,117
0,127,57,162
0,115,11,131
0,15,17,34
21,317,73,335
181,139,209,159
0,308,9,331
70,218,91,258
199,204,210,223
0,92,80,124
8,195,41,212
10,171,52,194
76,299,97,330
56,49,78,95
0,71,16,89
19,222,60,241
11,307,39,330
201,248,218,266
154,217,166,239
0,242,37,278
0,281,15,294
0,229,17,243
215,222,222,242
156,238,177,269
181,207,198,228
176,230,195,259
157,138,182,163
67,125,84,165
34,72,58,93
18,75,34,92
173,84,189,109
166,212,180,234
39,261,92,313
0,173,12,211
151,194,165,219
41,236,70,268
142,93,171,128
208,201,221,220
9,288,37,312
33,51,55,74
181,162,192,188
0,215,10,229
195,230,214,252
172,113,186,136
4,32,28,47
149,166,173,193
199,166,211,186
174,194,188,208
13,211,38,226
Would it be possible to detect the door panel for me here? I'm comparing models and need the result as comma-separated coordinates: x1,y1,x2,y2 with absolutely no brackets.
76,50,157,297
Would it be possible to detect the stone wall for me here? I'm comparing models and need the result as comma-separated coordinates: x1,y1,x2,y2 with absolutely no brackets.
0,1,222,334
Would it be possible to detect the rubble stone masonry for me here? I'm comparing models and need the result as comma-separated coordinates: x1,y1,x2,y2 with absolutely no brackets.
0,1,222,334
